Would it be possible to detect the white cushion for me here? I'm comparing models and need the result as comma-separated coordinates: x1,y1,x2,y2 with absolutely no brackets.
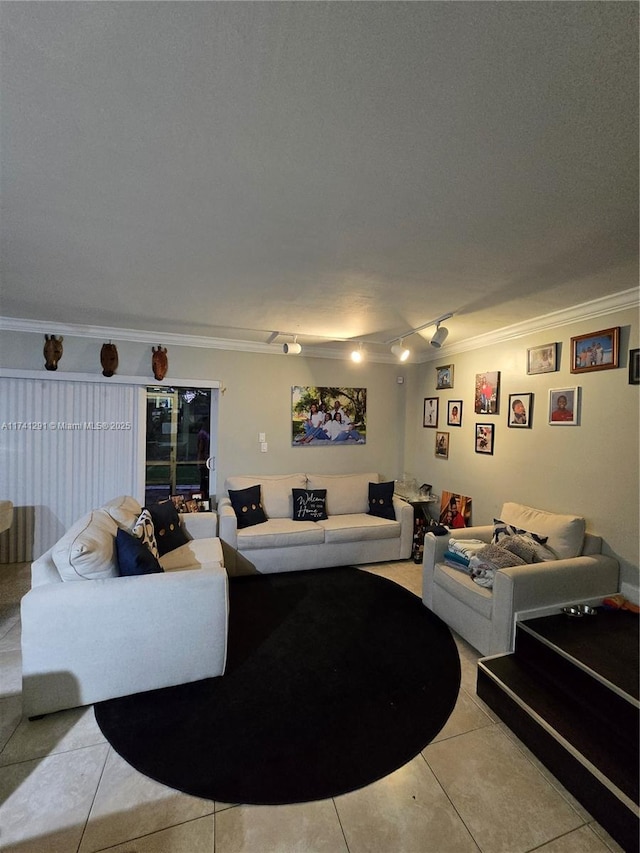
225,474,306,519
159,537,224,571
102,495,142,530
319,513,400,544
306,473,379,515
238,517,325,549
500,502,585,560
52,509,119,581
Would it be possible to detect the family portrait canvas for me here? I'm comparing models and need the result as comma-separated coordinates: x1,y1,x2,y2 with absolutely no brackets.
292,386,367,445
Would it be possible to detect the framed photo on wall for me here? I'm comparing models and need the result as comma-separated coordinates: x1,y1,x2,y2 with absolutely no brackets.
447,400,463,426
475,423,494,455
423,397,439,428
527,343,558,375
474,371,500,414
570,327,619,373
629,349,639,385
436,365,454,390
507,393,533,428
435,431,449,459
548,387,579,425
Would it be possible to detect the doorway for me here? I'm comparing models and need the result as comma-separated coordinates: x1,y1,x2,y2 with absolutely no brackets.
145,386,216,506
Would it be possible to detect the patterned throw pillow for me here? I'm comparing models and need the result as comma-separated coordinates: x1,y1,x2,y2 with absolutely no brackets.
132,509,159,559
292,489,328,522
367,481,396,520
228,485,267,529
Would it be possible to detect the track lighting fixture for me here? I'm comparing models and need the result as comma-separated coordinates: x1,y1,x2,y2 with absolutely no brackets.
430,323,449,348
391,340,411,362
283,337,302,355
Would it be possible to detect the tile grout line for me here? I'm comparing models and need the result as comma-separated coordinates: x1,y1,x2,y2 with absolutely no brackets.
75,738,112,853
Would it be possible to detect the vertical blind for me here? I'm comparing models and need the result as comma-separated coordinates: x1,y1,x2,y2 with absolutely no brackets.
0,377,140,558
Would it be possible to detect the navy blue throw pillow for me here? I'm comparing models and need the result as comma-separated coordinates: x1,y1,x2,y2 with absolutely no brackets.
368,481,396,520
116,528,163,576
147,501,189,556
228,484,267,529
292,489,328,522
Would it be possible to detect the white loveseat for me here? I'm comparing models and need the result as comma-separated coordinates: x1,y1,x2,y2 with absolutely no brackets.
218,473,413,574
423,501,619,656
21,496,228,718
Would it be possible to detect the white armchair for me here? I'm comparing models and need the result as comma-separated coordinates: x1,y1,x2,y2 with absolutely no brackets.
422,502,619,656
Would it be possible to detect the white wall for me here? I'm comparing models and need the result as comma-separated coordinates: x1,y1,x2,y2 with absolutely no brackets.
405,306,639,595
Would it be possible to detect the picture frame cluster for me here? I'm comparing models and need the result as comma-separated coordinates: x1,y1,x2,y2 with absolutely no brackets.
424,326,633,459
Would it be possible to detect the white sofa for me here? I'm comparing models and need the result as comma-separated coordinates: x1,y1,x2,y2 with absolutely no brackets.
218,473,413,574
423,501,619,656
21,496,228,718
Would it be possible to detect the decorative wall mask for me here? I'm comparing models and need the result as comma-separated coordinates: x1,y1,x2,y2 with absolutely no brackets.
100,342,119,377
43,335,64,371
152,346,168,381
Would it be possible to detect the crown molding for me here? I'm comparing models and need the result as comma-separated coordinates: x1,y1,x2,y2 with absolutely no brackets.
1,288,637,365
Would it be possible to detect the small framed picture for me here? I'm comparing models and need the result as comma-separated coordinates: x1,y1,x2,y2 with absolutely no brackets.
170,494,187,512
474,371,500,414
571,327,619,373
548,387,579,425
436,365,454,390
435,431,449,459
527,343,558,375
507,393,533,428
475,424,494,454
447,400,463,426
629,349,639,385
423,397,439,428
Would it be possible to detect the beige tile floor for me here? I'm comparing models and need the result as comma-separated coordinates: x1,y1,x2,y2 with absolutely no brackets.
0,560,625,853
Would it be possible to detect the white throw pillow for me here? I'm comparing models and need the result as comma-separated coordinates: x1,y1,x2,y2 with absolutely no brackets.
52,509,119,581
500,502,585,559
102,495,142,530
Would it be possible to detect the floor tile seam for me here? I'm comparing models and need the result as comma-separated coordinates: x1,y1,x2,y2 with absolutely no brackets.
0,736,110,770
75,742,112,853
330,795,351,853
417,749,481,851
87,812,217,853
521,820,605,853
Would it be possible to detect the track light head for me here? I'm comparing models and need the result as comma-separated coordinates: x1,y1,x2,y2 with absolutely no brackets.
283,341,302,355
391,341,410,362
430,324,449,348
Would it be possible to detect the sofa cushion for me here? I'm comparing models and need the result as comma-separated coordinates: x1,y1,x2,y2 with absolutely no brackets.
500,502,585,559
368,481,395,520
159,537,224,571
238,517,325,550
226,474,306,519
52,509,119,581
228,485,268,529
433,563,493,618
102,495,142,530
319,513,400,544
148,501,189,555
292,489,328,522
132,509,160,559
116,528,163,576
306,473,379,515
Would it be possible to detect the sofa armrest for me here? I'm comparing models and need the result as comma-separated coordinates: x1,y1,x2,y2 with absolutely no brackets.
422,525,493,608
21,566,229,716
491,554,619,652
393,497,414,559
179,511,217,540
218,498,238,549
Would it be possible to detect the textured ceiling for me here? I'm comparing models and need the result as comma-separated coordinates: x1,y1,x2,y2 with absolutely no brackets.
1,1,638,358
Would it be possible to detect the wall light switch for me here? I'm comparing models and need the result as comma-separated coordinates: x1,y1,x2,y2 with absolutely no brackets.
261,442,268,453
259,432,266,443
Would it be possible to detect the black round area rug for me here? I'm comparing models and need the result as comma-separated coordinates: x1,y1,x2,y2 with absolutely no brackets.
95,567,460,804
